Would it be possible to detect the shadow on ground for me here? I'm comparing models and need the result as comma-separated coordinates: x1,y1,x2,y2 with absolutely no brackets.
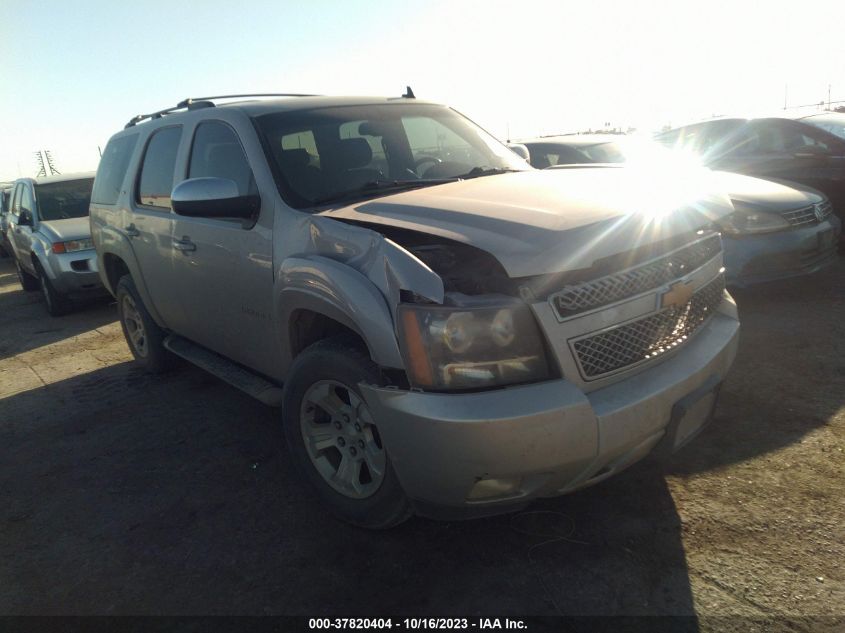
663,262,845,477
0,259,115,361
0,360,696,617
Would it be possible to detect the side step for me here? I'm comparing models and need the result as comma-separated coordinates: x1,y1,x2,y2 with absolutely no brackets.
164,335,284,407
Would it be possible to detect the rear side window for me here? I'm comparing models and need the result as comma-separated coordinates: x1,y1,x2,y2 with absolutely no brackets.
92,134,138,205
137,126,182,209
188,122,256,196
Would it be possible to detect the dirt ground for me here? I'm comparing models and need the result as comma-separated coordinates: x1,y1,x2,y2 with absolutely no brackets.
0,254,843,629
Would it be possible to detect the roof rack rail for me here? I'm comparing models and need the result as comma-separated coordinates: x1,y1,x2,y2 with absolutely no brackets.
124,93,319,129
181,93,320,103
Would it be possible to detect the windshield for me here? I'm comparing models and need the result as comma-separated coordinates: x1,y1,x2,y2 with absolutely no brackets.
34,178,95,221
255,103,530,208
801,114,845,141
554,138,704,170
571,142,626,163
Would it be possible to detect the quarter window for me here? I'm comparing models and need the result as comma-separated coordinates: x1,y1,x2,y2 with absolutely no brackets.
93,134,139,205
137,126,182,209
188,122,256,196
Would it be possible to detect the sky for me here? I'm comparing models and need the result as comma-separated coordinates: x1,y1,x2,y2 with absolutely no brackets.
1,0,843,179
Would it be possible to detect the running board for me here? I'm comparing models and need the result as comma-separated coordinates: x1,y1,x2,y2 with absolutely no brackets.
164,335,284,407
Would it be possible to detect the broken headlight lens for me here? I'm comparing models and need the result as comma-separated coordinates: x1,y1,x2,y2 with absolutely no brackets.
397,303,550,390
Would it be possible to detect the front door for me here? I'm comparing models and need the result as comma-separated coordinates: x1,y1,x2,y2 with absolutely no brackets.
169,120,276,375
10,183,37,275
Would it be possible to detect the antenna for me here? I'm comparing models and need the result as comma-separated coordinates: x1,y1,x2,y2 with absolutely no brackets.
402,86,416,99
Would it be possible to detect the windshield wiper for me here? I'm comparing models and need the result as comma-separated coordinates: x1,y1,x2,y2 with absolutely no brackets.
458,167,521,180
313,178,459,206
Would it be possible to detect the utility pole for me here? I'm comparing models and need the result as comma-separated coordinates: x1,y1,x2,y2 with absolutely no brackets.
35,152,46,177
783,84,788,110
34,150,60,176
829,84,832,111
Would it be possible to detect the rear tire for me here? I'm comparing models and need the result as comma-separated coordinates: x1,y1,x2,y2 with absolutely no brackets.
15,258,39,291
282,336,412,529
115,274,174,373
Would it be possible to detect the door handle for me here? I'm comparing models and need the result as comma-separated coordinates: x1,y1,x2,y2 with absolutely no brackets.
173,237,196,252
125,224,140,238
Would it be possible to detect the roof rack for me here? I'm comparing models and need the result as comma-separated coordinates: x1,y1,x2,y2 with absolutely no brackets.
124,93,320,128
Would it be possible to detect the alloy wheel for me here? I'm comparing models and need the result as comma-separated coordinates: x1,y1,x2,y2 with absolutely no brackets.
300,380,386,499
121,294,148,358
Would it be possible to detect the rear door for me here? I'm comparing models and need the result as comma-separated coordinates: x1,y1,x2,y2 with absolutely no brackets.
127,125,183,328
169,119,275,373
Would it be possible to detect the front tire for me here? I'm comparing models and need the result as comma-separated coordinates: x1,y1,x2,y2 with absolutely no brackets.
115,274,174,373
282,337,412,529
15,258,39,291
36,264,72,316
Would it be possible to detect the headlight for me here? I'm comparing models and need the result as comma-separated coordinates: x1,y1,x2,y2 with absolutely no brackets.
718,205,789,235
51,238,94,253
397,303,551,390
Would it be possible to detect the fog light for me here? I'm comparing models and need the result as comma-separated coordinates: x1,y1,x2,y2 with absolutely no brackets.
467,476,522,501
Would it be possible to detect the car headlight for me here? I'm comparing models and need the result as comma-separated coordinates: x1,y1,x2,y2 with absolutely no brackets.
717,208,789,235
397,303,551,390
51,238,94,253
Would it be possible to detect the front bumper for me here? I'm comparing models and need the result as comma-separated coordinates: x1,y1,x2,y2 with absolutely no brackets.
360,306,740,519
43,249,107,297
723,216,841,287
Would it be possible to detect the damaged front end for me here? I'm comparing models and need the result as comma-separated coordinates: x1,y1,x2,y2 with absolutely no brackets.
287,215,553,392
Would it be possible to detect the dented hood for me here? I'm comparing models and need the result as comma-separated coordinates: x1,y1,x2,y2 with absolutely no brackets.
321,169,734,277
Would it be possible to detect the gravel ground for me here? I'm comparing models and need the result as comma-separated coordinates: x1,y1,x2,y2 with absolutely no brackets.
0,254,843,630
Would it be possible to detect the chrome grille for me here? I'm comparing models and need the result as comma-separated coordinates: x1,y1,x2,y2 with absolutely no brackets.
551,235,721,319
782,201,832,227
816,200,833,221
572,274,726,380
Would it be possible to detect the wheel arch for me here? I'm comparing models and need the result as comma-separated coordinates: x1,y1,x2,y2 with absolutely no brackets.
96,226,166,327
277,256,405,376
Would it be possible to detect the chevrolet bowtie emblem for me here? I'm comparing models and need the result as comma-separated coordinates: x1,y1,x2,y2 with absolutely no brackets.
661,280,695,310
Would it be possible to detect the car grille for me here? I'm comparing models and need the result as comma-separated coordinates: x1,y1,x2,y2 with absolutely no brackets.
782,201,833,227
571,274,726,380
551,234,721,319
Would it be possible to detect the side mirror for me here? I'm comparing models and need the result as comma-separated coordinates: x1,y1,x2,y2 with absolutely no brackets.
507,143,531,162
171,177,260,219
18,209,33,226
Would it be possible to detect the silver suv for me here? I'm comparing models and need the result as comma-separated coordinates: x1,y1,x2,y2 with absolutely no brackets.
91,94,740,528
7,173,104,315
